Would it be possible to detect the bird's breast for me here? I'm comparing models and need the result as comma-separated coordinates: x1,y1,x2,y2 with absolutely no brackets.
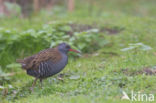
51,53,68,74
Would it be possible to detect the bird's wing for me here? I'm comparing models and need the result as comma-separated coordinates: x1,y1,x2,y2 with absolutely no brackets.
17,48,62,70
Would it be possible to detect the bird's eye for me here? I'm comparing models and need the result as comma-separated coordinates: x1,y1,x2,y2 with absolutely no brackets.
66,45,70,49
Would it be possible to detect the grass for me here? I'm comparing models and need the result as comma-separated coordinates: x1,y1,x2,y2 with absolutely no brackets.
1,15,156,102
1,49,156,103
0,0,156,102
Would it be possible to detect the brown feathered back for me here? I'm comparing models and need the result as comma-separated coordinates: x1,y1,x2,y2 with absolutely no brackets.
16,47,62,70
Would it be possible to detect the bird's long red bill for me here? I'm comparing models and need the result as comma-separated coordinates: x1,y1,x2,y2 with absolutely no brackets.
69,49,80,53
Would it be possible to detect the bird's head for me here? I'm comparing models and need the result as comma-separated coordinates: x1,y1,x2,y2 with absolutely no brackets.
58,43,80,54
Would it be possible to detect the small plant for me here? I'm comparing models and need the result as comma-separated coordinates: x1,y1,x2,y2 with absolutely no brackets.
121,43,152,52
0,21,107,67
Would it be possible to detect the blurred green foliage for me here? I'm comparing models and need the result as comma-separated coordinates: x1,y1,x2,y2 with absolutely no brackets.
0,21,106,68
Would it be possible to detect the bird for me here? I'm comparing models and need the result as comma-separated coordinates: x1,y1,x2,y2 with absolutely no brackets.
16,43,80,91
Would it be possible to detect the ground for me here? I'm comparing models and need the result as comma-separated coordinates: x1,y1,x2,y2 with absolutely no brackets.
0,0,156,103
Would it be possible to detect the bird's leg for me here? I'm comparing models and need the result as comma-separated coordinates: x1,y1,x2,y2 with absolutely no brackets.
30,77,38,92
39,79,43,88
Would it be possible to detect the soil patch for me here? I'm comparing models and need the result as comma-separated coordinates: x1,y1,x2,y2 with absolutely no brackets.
121,66,156,76
67,23,123,36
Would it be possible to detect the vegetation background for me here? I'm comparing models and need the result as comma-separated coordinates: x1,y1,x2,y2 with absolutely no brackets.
0,0,156,103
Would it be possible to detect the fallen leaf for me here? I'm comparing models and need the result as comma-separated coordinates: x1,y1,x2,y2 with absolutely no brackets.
69,75,80,80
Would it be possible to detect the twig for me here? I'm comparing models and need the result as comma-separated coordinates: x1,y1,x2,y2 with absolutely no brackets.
0,72,23,77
